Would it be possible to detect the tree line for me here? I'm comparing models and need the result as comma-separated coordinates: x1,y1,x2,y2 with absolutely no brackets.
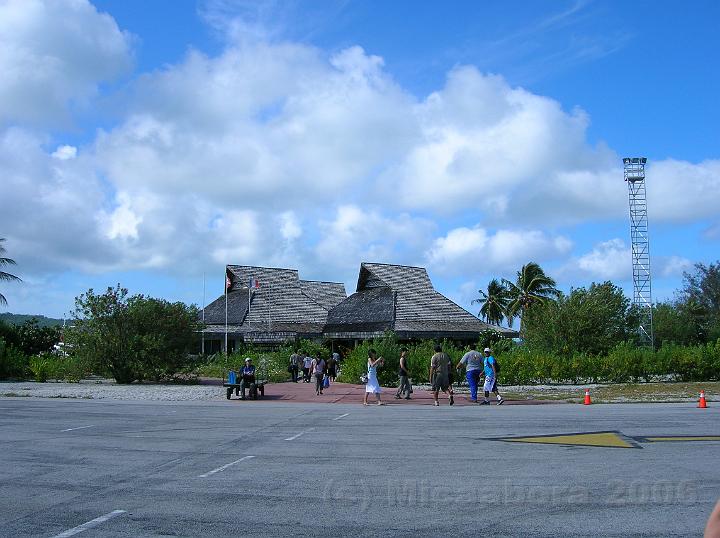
2,233,719,384
474,260,720,355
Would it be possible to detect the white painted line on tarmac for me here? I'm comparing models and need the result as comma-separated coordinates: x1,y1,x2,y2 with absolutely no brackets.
198,455,255,478
61,425,95,432
284,429,313,441
333,413,350,421
157,458,183,469
51,509,126,537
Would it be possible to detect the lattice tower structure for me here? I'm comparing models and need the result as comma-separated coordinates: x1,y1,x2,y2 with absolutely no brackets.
623,157,654,347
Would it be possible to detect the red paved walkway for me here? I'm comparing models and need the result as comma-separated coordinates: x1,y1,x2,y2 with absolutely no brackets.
226,381,556,405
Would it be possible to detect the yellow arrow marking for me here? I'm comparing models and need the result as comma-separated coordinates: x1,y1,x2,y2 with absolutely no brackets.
644,436,720,442
500,431,638,449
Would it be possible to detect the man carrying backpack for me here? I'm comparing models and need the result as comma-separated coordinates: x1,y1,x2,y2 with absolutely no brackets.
481,347,504,405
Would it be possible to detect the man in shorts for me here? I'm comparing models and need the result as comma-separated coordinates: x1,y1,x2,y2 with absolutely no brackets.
481,347,504,405
429,344,454,406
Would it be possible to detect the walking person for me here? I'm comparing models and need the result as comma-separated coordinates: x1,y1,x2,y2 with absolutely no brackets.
363,349,385,406
456,344,483,403
395,348,412,399
302,354,313,383
326,353,337,382
311,355,326,396
289,350,301,383
481,347,504,405
429,344,454,406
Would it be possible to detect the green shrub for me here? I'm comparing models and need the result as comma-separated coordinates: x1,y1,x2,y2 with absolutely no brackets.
66,285,201,383
29,354,53,382
0,337,29,379
193,335,720,387
56,354,93,382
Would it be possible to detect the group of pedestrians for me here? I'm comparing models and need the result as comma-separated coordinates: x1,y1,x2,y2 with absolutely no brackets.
455,344,503,405
289,350,339,396
364,344,504,406
286,344,503,405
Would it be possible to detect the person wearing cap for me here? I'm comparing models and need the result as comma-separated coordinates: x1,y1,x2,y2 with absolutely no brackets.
481,348,504,405
239,357,256,400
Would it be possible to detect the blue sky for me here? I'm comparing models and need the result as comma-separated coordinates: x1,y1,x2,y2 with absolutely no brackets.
1,0,719,320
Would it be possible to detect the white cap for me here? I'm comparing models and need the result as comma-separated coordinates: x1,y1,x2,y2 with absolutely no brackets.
484,348,491,353
245,357,252,362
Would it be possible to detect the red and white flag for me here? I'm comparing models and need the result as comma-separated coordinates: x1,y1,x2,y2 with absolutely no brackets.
249,277,260,289
225,273,232,292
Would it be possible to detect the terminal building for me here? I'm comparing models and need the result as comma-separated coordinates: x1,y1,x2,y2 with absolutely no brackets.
201,265,346,353
201,262,513,352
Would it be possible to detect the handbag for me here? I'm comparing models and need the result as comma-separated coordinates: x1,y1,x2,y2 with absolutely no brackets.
360,373,368,384
323,375,330,388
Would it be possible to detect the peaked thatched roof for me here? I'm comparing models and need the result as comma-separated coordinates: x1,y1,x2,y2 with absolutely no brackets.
325,262,514,339
201,265,346,341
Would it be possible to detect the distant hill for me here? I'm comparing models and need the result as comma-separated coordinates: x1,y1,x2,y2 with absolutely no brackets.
0,313,64,327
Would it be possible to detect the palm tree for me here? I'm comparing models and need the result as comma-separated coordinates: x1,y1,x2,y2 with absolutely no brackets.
472,278,510,326
502,262,560,333
0,238,21,306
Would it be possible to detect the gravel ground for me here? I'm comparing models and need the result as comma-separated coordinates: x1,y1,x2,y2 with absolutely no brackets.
0,379,226,401
1,378,716,403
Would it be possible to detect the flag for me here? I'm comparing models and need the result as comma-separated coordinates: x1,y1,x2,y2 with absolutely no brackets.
249,277,260,289
226,273,232,292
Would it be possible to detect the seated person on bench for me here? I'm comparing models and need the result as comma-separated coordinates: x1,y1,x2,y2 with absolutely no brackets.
239,357,256,400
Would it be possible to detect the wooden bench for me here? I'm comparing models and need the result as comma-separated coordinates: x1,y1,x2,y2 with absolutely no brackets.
223,380,267,400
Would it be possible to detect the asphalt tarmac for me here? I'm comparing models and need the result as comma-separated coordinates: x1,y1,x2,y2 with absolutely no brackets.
1,397,718,537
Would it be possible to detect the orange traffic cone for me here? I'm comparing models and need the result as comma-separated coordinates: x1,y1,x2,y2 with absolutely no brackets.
698,390,707,409
583,388,592,405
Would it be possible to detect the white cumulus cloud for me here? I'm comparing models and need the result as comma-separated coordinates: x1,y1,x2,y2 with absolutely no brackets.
1,3,718,299
0,0,133,126
426,225,572,275
315,205,435,272
573,238,631,280
51,145,77,160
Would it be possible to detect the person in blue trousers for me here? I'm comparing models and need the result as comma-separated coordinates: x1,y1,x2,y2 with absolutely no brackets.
456,344,484,402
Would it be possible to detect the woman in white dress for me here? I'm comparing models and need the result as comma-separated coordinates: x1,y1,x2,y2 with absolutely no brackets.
363,348,385,406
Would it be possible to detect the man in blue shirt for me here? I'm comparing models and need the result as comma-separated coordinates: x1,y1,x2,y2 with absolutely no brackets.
481,347,504,405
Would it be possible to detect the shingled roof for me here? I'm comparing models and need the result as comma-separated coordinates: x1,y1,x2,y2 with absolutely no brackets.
202,265,347,343
325,262,514,340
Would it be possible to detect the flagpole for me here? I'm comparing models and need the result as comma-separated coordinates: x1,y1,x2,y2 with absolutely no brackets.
224,268,228,354
202,272,206,355
268,284,271,333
